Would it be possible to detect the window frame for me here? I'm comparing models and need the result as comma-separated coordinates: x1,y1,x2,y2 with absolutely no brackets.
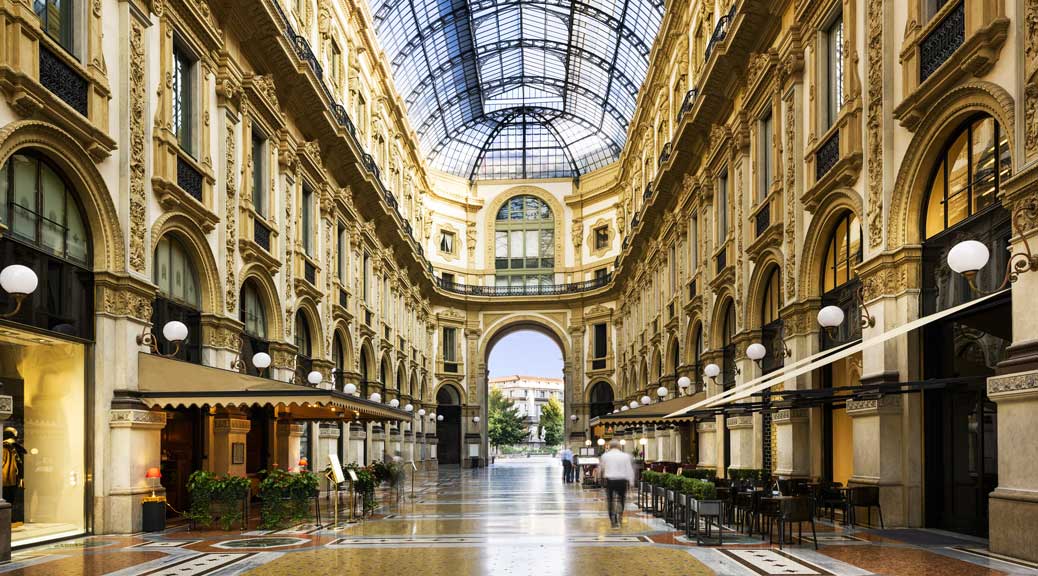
717,170,729,241
301,183,314,255
251,129,268,218
822,10,845,130
34,0,77,56
759,112,774,200
172,38,198,157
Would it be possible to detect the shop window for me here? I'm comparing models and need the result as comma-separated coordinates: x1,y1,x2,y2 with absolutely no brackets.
923,115,1010,239
34,0,75,55
152,235,201,363
0,152,92,339
172,41,197,156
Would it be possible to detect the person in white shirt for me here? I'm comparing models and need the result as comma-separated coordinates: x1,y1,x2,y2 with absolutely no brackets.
597,440,635,527
560,447,575,483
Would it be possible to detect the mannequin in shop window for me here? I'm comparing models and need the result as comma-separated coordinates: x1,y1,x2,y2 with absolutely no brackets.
3,427,26,526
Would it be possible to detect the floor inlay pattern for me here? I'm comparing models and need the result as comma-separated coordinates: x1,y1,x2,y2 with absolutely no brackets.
133,553,255,576
721,549,833,575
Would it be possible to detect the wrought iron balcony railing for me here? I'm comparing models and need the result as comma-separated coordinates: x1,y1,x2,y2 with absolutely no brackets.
755,202,771,237
815,129,840,181
919,1,965,83
436,273,612,297
705,4,736,61
679,88,698,120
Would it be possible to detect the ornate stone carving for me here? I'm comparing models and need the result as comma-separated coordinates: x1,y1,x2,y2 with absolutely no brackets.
101,287,153,321
571,218,583,248
128,23,147,273
866,0,884,249
846,394,901,414
252,74,279,109
1027,0,1038,158
466,221,477,258
784,92,797,300
988,370,1038,396
225,119,238,312
110,409,167,428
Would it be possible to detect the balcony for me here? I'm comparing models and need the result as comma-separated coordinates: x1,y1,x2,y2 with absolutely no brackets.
814,130,840,182
435,273,612,297
176,155,204,203
643,184,653,200
919,1,965,83
704,4,736,61
679,88,698,121
254,220,272,252
39,45,87,117
754,201,771,237
304,260,317,285
657,142,672,167
715,250,727,275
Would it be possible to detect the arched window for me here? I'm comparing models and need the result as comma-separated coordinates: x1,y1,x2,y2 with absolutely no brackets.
153,235,202,362
693,324,704,391
360,346,372,397
332,333,346,390
494,195,554,289
0,151,93,338
924,115,1010,239
588,381,614,419
721,301,736,389
294,310,312,381
820,212,863,348
760,267,783,374
239,281,269,375
822,212,862,294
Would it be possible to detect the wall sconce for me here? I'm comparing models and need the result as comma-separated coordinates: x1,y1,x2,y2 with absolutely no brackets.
677,376,692,394
404,404,414,413
418,408,426,417
137,320,189,358
344,383,357,395
306,371,323,386
230,337,272,376
596,438,605,447
640,395,651,405
389,398,400,408
369,392,382,403
703,362,726,385
0,264,38,318
817,285,876,338
629,400,639,409
436,414,444,421
472,416,480,423
570,414,578,422
949,200,1038,293
656,386,668,399
584,439,592,447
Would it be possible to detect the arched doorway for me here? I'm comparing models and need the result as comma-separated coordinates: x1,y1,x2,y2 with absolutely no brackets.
436,384,462,465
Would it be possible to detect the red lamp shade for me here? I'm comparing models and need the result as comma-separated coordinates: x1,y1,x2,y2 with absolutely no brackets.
145,467,162,479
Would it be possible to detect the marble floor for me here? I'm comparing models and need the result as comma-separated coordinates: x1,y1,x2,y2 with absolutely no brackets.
4,458,1037,576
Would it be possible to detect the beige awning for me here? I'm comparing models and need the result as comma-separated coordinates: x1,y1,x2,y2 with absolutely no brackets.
136,353,410,421
589,391,706,426
666,288,1010,418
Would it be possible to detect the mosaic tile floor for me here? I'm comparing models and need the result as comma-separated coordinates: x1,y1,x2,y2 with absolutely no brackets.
4,457,1037,575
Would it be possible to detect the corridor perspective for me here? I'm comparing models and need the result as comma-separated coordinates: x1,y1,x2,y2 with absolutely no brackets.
0,459,1034,576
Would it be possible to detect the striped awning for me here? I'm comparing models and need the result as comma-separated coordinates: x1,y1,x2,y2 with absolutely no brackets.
589,391,706,426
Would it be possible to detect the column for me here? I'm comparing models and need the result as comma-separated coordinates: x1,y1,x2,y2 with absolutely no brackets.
846,393,907,525
0,396,12,561
697,421,717,471
314,424,340,492
211,409,250,477
276,421,305,471
107,401,167,533
348,422,366,466
726,415,755,471
773,409,810,478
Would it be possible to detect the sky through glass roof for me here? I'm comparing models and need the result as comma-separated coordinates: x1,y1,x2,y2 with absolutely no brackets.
370,0,665,181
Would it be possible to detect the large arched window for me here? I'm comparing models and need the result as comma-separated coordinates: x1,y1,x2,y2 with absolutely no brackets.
923,115,1010,239
721,301,736,390
588,381,615,419
760,267,783,374
0,151,93,338
820,212,863,348
494,195,555,289
693,324,704,391
332,333,346,390
294,310,312,382
239,281,269,375
153,235,201,362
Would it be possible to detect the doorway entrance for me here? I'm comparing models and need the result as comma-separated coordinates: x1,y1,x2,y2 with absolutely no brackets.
436,385,462,465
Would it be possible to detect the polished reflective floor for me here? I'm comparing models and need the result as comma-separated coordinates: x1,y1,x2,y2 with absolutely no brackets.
5,458,1037,575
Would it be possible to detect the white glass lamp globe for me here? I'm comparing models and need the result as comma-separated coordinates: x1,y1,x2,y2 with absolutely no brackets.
404,403,413,412
370,392,382,403
948,240,990,274
436,415,444,422
307,370,323,385
612,409,619,414
0,265,38,295
596,438,605,446
418,408,426,417
703,363,721,379
252,352,272,369
620,406,629,411
629,400,639,408
429,412,436,419
162,320,189,343
677,376,692,389
389,398,399,408
585,439,592,446
656,386,668,398
746,343,767,361
817,305,845,329
570,414,578,421
619,439,626,446
640,395,651,405
639,437,648,446
472,416,480,423
343,383,357,395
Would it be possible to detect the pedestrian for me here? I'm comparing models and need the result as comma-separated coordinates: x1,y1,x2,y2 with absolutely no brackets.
560,446,574,483
598,439,635,528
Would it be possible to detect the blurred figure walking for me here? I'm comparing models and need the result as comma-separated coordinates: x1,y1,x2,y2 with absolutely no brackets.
598,440,635,528
560,446,575,483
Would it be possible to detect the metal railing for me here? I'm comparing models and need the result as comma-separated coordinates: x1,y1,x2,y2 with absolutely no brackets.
815,129,840,181
705,4,736,61
435,273,612,297
919,0,965,83
679,88,698,120
657,142,672,167
755,202,771,237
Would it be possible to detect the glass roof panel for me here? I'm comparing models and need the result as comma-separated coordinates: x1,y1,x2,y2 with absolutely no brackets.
371,0,664,180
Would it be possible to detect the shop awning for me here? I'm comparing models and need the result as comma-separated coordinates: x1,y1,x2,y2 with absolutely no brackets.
589,391,707,426
665,288,1010,418
136,353,410,422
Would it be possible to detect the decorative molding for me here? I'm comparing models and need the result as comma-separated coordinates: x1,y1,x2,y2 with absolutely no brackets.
846,394,902,414
225,115,238,312
866,0,884,249
128,22,147,273
988,369,1038,400
110,409,167,429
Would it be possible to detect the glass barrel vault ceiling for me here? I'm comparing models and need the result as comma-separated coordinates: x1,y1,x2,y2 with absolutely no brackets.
370,0,665,181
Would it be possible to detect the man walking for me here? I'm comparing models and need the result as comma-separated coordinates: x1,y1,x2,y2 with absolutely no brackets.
560,446,574,483
598,439,635,527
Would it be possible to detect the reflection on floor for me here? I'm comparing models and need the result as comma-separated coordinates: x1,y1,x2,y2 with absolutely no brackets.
3,457,1037,576
10,523,84,548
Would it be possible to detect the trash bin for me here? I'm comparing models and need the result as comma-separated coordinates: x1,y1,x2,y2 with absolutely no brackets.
142,498,166,532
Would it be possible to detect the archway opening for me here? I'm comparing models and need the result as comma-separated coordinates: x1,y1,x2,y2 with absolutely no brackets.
486,328,564,458
436,384,462,465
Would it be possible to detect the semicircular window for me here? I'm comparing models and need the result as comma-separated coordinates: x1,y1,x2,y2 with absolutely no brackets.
494,195,554,289
152,235,202,362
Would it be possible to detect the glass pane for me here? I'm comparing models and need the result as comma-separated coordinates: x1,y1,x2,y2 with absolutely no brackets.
495,276,507,288
971,118,996,185
509,230,522,258
946,188,969,229
171,240,186,302
834,217,849,287
155,238,170,293
848,214,862,270
495,231,508,257
946,130,970,197
0,159,7,225
540,229,554,257
65,196,88,263
11,154,37,240
524,230,538,258
39,164,65,254
997,124,1012,186
925,161,946,238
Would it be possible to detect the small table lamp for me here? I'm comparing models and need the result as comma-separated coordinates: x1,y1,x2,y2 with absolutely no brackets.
145,467,162,498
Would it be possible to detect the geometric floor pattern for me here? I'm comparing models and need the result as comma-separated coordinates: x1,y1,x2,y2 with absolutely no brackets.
3,457,1037,575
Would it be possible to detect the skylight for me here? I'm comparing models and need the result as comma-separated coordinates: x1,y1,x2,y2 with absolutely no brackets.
371,0,665,181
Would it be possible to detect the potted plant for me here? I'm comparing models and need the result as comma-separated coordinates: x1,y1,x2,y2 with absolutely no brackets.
257,467,321,529
663,473,684,523
185,471,251,530
641,471,660,514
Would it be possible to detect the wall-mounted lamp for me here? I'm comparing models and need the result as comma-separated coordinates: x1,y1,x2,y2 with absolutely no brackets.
656,386,668,399
389,398,400,408
817,285,876,339
472,416,480,423
677,376,692,394
584,439,592,446
0,265,38,318
640,395,651,405
418,408,426,417
629,400,639,409
949,200,1038,293
404,404,414,412
137,320,189,358
230,337,272,376
703,363,721,384
305,370,323,386
596,438,606,446
344,383,358,395
570,414,578,422
436,414,444,422
370,392,382,403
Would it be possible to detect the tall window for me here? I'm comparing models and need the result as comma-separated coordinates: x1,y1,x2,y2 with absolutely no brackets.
760,267,783,374
824,13,844,129
329,40,342,87
439,230,455,254
172,43,196,156
294,310,312,379
669,244,677,296
924,115,1010,239
35,0,74,53
594,226,609,251
721,301,736,389
690,213,699,271
251,131,267,218
337,223,348,283
494,195,554,288
153,235,201,362
717,171,729,240
592,323,607,370
442,327,457,362
822,211,862,293
693,324,703,390
362,253,371,305
301,185,313,254
239,281,269,375
759,113,773,199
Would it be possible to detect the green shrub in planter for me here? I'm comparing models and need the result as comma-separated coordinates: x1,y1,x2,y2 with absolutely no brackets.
345,463,378,513
663,473,685,491
681,468,717,481
728,468,769,485
641,470,660,485
185,471,250,530
257,467,321,529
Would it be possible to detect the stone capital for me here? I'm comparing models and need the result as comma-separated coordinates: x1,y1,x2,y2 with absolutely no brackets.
110,409,167,430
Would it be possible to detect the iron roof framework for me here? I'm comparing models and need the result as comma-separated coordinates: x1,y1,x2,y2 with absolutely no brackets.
371,0,664,180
